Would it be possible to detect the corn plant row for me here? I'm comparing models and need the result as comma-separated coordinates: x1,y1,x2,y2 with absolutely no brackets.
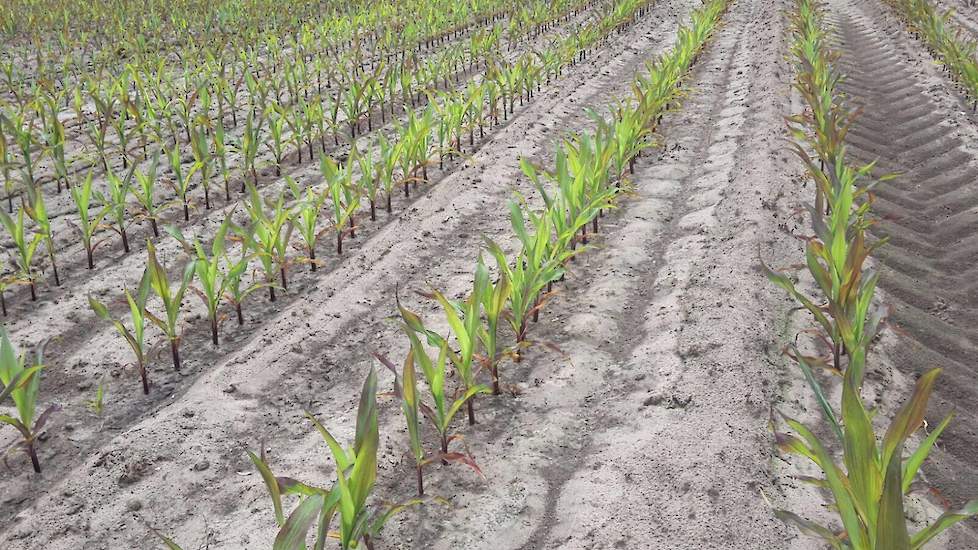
0,0,583,192
223,2,732,549
882,0,978,109
0,0,651,319
8,0,663,473
0,0,601,224
0,0,558,96
1,0,656,512
761,0,978,546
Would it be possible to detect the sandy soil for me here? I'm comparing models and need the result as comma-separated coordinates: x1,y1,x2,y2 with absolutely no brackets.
824,0,978,546
3,0,978,548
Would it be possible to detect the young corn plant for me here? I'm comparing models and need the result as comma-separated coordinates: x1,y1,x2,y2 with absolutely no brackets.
0,207,42,301
239,183,293,301
190,125,214,210
167,217,234,347
397,297,487,458
321,155,360,255
221,239,266,326
484,203,567,361
0,328,57,473
68,172,109,270
145,241,194,371
90,269,153,394
376,349,484,497
266,109,287,177
133,153,168,238
287,178,328,272
22,186,58,286
376,134,401,214
213,118,233,201
476,255,511,395
354,144,381,221
166,144,194,222
249,369,423,550
99,165,137,254
773,368,978,550
0,123,14,212
240,111,263,190
424,270,490,425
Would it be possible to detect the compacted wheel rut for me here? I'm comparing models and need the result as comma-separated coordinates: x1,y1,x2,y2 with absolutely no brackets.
830,0,978,545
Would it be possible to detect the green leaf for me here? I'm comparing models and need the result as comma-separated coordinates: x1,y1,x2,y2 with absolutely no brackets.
911,499,978,549
876,441,910,550
248,450,284,526
274,494,325,550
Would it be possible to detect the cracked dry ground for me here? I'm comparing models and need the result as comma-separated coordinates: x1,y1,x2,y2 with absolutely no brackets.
4,0,978,548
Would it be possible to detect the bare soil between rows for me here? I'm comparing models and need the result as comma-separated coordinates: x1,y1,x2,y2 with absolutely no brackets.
4,0,978,548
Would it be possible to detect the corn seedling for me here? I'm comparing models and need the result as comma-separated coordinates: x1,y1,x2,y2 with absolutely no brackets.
476,255,511,395
133,152,168,238
22,185,58,287
424,270,490,425
190,125,214,210
397,297,487,458
145,241,194,371
377,134,401,214
0,328,57,473
165,144,195,221
221,237,266,326
249,369,423,550
86,380,106,417
321,155,360,255
240,111,264,191
287,177,329,272
773,369,978,549
213,118,233,201
266,108,287,177
68,172,109,269
0,206,42,301
0,122,14,212
240,182,293,300
91,269,153,393
166,216,235,346
354,143,381,221
99,164,137,254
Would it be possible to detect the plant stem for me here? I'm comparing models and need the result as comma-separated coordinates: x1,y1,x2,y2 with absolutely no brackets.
170,339,182,371
50,251,60,286
27,440,40,473
417,464,424,496
139,361,149,394
211,315,219,346
467,398,476,425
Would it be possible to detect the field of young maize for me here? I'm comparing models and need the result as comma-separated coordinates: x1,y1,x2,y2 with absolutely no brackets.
2,0,978,547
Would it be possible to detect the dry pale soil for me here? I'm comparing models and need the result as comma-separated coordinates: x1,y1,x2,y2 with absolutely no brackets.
2,0,978,548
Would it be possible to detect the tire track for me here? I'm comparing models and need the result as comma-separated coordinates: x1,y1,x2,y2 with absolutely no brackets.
829,1,978,545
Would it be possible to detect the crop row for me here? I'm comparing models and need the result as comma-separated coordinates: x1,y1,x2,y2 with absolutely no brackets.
883,0,978,108
762,0,978,547
0,0,568,95
236,0,732,548
0,0,659,477
0,0,640,320
0,0,590,198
